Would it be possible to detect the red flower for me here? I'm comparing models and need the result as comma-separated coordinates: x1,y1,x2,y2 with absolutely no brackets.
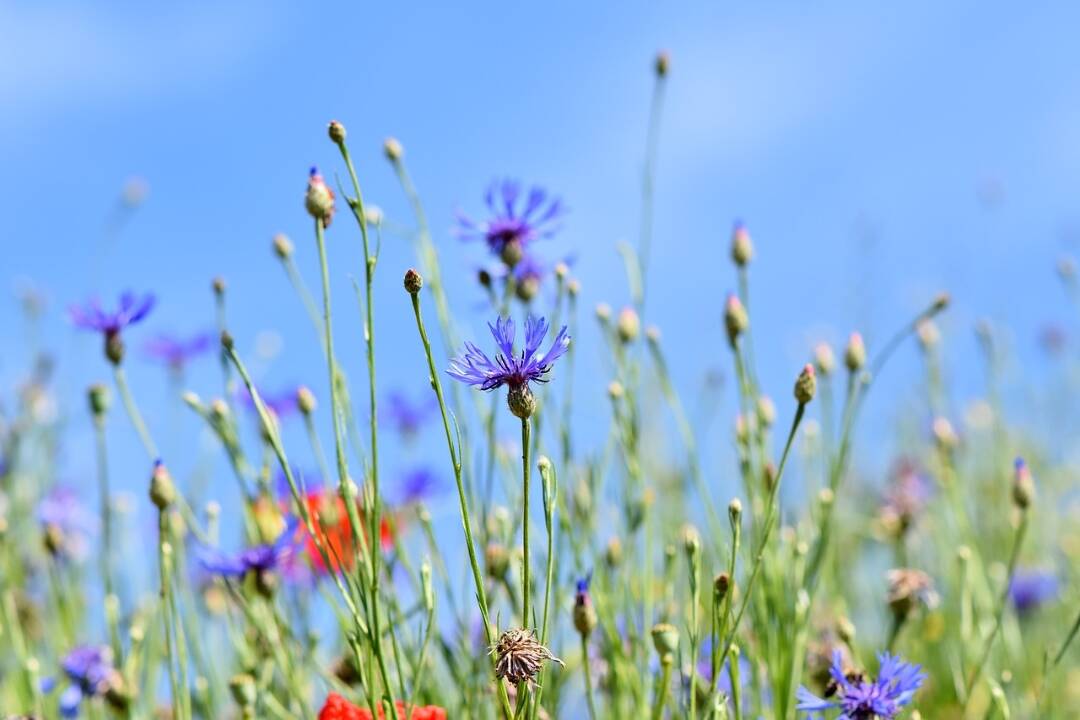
301,491,397,574
318,693,447,720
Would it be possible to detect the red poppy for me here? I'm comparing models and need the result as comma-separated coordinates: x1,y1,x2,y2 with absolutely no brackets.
301,491,396,574
318,693,446,720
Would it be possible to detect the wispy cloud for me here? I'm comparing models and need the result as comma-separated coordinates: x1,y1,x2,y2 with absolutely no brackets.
0,3,282,130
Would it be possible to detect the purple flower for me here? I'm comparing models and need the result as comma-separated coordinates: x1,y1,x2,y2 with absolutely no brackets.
398,467,439,504
69,292,155,336
38,486,96,561
1008,569,1059,614
237,385,299,418
447,316,570,393
144,331,213,369
43,645,119,717
383,391,436,437
797,651,925,720
199,518,300,578
455,179,564,261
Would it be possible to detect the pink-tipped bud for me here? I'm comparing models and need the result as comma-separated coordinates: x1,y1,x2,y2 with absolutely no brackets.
730,221,753,267
305,167,335,226
844,332,866,372
1012,457,1034,509
814,342,835,376
794,364,816,404
724,294,749,347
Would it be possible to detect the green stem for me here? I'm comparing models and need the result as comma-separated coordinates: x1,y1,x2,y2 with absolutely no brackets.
521,417,532,628
408,290,514,720
581,632,598,720
651,657,673,720
113,364,158,459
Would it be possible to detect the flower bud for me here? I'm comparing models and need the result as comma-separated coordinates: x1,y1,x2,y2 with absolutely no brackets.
220,330,234,351
756,395,776,428
930,292,950,314
1012,457,1034,509
654,50,670,77
327,120,347,144
567,279,581,297
404,268,424,295
651,622,679,658
794,364,816,404
296,386,316,415
682,524,701,561
500,239,524,267
730,221,753,267
645,325,661,343
383,137,403,162
477,268,493,289
88,383,110,418
886,568,938,620
149,460,176,510
616,307,640,344
272,233,293,260
724,294,749,347
573,578,597,636
485,542,510,580
554,261,569,280
714,572,731,600
932,417,957,451
104,332,124,365
814,342,835,376
916,319,939,351
507,385,536,419
607,381,624,400
604,537,623,567
762,462,777,493
728,498,742,529
305,167,336,225
365,205,384,226
229,673,257,708
844,332,865,372
212,276,227,296
595,303,612,322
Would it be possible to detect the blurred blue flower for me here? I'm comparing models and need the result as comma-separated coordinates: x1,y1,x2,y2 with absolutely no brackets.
237,385,299,418
143,331,213,369
1008,569,1059,614
42,645,118,717
69,291,155,335
447,315,569,392
38,486,96,561
199,518,300,578
383,390,436,437
455,179,564,259
398,467,439,505
796,650,925,720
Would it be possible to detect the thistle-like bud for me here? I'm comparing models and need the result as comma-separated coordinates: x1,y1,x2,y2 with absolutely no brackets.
756,395,776,428
573,577,597,637
485,542,510,580
272,233,293,259
814,342,835,376
212,276,227,296
305,167,336,225
794,364,817,404
730,221,753,267
844,332,865,372
104,331,124,365
616,307,640,344
1012,457,1034,509
655,50,670,77
490,628,563,688
507,385,536,419
327,120,347,144
149,460,176,511
88,383,110,418
724,294,749,347
500,239,524,267
604,537,623,567
682,524,701,561
383,136,404,162
886,568,938,620
651,622,680,659
229,673,257,708
404,268,424,295
296,386,316,415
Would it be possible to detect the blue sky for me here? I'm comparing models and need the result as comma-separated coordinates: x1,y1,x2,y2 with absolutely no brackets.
3,1,1080,548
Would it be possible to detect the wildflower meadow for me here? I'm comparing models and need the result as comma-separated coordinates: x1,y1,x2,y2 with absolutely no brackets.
3,4,1080,719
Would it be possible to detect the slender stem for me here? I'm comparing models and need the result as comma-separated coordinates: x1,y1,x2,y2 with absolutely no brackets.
964,512,1029,703
581,634,598,720
651,657,673,720
521,417,532,627
638,65,667,310
113,365,158,459
408,290,514,720
717,402,805,671
157,516,184,720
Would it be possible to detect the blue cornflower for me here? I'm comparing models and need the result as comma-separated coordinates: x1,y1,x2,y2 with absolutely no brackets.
69,291,155,364
1008,569,1059,615
447,315,570,418
455,179,564,265
797,650,925,720
38,486,96,561
144,331,213,370
42,645,121,717
398,467,439,505
199,518,300,579
383,390,437,438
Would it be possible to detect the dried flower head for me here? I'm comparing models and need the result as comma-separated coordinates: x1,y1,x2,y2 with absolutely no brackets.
886,568,939,619
490,628,563,688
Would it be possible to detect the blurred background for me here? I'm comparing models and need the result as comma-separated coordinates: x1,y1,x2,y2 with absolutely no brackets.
3,0,1080,548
